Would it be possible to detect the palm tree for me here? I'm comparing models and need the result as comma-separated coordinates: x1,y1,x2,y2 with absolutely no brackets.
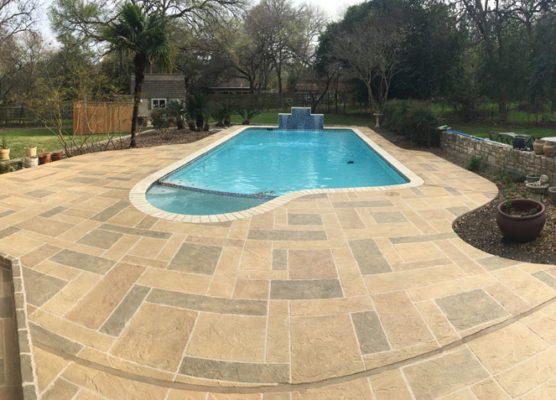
103,3,172,147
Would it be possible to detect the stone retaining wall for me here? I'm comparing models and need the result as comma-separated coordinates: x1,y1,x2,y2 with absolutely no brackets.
440,130,556,184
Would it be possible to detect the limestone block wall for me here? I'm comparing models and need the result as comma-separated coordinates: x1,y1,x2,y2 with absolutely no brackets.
440,130,556,184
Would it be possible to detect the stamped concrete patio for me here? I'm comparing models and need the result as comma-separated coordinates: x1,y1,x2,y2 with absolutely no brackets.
0,126,555,399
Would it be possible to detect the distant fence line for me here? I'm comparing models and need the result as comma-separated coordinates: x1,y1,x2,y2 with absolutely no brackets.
206,93,310,111
0,105,72,127
73,101,133,135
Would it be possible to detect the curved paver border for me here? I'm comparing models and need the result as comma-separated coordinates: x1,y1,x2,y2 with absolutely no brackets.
0,253,39,400
27,291,556,394
129,125,424,223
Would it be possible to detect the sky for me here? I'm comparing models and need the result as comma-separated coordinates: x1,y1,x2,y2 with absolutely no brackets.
38,0,365,45
294,0,363,20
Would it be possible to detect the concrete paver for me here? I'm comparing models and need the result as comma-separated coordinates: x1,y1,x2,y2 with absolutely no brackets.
0,126,554,399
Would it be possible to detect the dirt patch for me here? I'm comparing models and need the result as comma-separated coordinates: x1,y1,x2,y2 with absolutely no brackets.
374,127,555,265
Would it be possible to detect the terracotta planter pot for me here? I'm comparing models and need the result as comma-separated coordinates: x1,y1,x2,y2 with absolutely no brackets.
0,148,9,161
24,146,37,158
543,142,556,157
38,153,51,165
533,139,546,155
51,151,64,162
496,199,546,242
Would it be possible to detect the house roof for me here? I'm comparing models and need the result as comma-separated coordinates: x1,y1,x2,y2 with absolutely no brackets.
130,74,185,99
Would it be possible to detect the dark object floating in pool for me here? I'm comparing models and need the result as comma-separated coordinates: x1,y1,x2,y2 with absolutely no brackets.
266,128,274,131
347,160,354,164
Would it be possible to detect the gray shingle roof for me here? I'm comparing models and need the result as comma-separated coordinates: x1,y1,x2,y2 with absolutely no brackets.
130,74,185,99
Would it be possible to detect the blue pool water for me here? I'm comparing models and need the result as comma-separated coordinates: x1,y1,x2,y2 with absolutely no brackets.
146,128,408,215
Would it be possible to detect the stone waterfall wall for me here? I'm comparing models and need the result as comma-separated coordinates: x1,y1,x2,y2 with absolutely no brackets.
278,107,324,130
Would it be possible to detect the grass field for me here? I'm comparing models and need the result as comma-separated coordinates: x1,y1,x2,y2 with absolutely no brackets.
449,124,555,139
0,127,126,159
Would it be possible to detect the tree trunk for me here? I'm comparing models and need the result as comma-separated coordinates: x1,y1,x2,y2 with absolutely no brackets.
365,81,374,117
130,55,147,148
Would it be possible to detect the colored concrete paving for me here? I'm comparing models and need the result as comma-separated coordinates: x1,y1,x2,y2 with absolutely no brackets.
0,126,555,399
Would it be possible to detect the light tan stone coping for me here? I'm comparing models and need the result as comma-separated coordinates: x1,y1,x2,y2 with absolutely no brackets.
129,126,425,223
0,253,39,400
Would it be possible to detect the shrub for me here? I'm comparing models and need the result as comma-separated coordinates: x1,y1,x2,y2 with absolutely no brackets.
212,101,235,127
237,108,260,125
0,163,15,174
466,154,483,171
407,107,440,147
166,100,186,129
383,100,440,147
186,94,210,131
150,110,168,130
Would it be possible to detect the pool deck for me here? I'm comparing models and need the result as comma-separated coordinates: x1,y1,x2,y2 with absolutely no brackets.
0,126,555,399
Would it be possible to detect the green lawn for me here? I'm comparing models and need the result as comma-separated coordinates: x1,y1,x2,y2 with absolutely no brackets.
449,124,555,139
0,127,126,159
0,128,66,159
229,111,373,126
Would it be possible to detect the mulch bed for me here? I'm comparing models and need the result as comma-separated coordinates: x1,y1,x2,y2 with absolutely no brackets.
132,128,218,147
453,185,556,265
374,127,556,265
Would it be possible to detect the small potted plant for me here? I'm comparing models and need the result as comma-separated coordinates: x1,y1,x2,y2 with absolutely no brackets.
496,194,547,242
51,151,64,162
533,139,545,155
24,146,37,158
38,148,51,165
24,156,38,168
543,141,556,157
0,135,10,161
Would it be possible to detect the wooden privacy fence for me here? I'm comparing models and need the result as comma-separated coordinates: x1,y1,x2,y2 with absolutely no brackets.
73,101,133,135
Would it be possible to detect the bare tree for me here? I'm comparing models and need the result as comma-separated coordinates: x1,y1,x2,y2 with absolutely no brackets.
333,12,405,114
50,0,245,42
0,31,43,105
0,0,37,40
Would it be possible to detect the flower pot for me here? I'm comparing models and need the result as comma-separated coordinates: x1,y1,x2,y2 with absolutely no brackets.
533,139,545,155
38,153,51,165
549,187,556,204
24,157,38,168
496,199,546,242
543,142,556,157
526,174,541,183
24,146,37,158
51,151,64,162
0,148,10,161
526,182,549,195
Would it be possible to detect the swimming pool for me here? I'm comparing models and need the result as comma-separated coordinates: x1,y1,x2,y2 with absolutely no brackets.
143,128,412,216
